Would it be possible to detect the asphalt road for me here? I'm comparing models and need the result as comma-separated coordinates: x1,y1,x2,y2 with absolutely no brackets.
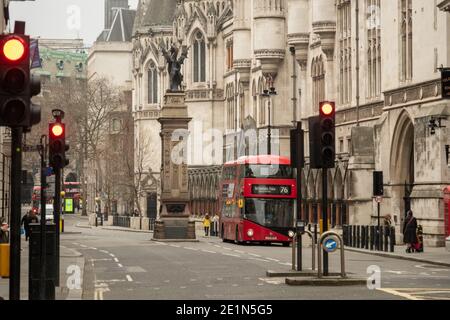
60,215,450,300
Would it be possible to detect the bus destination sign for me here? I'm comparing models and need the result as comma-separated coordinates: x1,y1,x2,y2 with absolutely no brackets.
252,185,291,195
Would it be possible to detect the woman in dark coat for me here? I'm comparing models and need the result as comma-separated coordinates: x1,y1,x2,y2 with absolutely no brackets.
403,210,417,253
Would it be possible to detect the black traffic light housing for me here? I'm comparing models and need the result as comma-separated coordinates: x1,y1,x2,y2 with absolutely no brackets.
309,101,336,169
0,33,41,128
49,122,69,169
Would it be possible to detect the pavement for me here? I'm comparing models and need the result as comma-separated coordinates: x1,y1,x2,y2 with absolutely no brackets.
0,238,85,300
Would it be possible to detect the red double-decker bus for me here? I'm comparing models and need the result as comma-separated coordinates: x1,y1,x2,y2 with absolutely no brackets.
220,155,296,246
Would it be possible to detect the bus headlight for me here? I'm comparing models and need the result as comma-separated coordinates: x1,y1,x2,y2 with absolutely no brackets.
288,230,295,238
247,229,254,237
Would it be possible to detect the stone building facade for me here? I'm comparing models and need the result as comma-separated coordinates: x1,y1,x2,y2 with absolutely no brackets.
132,0,450,246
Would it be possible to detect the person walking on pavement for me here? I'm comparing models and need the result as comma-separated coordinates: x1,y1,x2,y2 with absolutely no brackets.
211,213,220,236
383,214,392,227
203,214,211,237
0,218,9,243
403,210,417,253
21,210,39,241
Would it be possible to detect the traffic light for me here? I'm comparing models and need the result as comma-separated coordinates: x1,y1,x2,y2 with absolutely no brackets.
0,33,41,127
319,101,335,168
309,101,336,169
49,122,69,169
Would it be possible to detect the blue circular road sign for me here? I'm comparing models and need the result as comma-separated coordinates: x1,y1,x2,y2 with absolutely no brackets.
323,237,338,253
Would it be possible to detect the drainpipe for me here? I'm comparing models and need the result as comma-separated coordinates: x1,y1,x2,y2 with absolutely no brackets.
290,46,297,124
356,0,360,126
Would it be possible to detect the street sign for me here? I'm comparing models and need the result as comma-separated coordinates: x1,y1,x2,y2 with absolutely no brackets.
323,236,339,253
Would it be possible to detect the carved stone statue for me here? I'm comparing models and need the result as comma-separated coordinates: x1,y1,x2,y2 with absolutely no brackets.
160,42,189,92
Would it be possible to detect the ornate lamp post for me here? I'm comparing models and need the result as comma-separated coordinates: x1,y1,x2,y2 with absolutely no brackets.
260,85,277,155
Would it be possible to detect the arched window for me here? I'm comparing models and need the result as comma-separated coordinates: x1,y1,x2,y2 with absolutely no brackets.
147,61,158,104
338,0,352,104
193,31,206,83
239,83,245,128
400,0,412,81
312,57,325,108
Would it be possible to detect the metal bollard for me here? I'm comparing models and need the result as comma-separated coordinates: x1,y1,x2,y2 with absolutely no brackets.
390,226,395,252
352,225,356,248
384,226,389,252
343,225,348,246
365,226,370,249
361,226,366,249
370,226,374,251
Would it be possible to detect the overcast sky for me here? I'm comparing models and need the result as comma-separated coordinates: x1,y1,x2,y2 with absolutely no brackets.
9,0,139,47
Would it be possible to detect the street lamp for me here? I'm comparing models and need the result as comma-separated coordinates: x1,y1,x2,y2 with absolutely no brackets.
260,86,277,155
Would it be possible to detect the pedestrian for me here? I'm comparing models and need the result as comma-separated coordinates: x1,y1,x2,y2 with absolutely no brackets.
211,213,220,236
203,214,211,237
403,210,417,253
21,210,39,241
0,218,9,244
383,214,392,227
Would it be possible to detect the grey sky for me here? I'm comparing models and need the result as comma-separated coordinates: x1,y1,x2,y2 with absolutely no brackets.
9,0,138,47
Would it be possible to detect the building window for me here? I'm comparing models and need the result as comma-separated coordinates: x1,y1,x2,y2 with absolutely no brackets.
226,40,233,71
112,119,121,132
312,56,325,109
193,31,206,83
367,0,381,98
147,61,158,104
339,138,344,153
258,78,265,125
226,84,235,130
338,0,352,104
400,0,413,81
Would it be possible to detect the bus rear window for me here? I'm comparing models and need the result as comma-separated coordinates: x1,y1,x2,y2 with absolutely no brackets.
244,164,293,179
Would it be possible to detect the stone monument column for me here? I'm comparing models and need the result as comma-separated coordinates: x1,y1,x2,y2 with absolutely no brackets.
153,92,196,240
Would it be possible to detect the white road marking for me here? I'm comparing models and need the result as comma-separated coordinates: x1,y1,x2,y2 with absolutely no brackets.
89,258,113,262
234,250,245,254
80,244,87,248
95,279,127,283
117,264,123,268
109,253,115,258
126,275,133,282
222,253,240,258
100,250,109,254
385,270,408,275
170,244,181,248
184,247,199,251
223,247,232,251
259,277,284,285
214,245,222,248
201,250,216,254
266,258,280,262
114,258,119,262
249,257,271,262
89,247,97,250
278,262,291,266
249,253,261,257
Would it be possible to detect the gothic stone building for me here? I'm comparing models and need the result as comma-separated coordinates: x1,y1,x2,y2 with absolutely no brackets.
132,0,450,246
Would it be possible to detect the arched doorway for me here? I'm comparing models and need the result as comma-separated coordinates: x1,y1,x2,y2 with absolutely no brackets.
390,111,415,230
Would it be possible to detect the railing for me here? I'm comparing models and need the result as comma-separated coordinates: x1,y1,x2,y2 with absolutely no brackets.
113,215,131,228
343,225,396,252
149,218,155,231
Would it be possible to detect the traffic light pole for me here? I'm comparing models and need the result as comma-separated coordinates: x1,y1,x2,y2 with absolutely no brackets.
322,167,329,276
9,127,23,300
54,167,61,287
296,122,303,272
39,135,47,300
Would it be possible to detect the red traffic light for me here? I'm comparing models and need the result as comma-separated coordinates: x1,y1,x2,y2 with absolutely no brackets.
320,101,335,117
51,123,64,137
2,37,26,62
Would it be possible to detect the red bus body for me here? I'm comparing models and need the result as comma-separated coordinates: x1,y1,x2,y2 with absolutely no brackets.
220,155,296,245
